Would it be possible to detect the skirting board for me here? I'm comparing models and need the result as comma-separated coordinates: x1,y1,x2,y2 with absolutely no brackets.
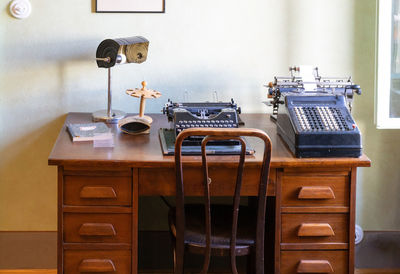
0,269,400,274
1,231,400,269
0,271,56,274
0,232,57,269
356,231,400,268
0,231,247,271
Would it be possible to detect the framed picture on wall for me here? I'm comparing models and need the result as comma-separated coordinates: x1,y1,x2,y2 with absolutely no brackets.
96,0,165,13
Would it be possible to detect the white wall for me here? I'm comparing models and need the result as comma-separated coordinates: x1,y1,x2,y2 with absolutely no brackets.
1,0,397,231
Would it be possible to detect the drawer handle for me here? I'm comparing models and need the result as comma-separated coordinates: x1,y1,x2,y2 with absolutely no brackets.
297,259,334,273
79,223,116,237
78,259,116,272
298,186,335,200
80,186,117,199
298,223,335,237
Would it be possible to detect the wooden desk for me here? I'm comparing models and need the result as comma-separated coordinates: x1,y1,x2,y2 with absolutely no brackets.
48,112,370,274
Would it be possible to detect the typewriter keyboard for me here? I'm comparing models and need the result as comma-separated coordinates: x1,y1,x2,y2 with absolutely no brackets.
175,119,238,133
293,106,351,132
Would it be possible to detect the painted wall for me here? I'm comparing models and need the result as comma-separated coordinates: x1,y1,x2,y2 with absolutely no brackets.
352,0,400,230
0,0,398,231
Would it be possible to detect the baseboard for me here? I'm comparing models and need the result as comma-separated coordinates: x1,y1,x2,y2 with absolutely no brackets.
138,231,248,271
1,269,400,274
356,231,400,268
0,231,175,269
1,230,400,270
0,231,246,271
0,232,57,269
0,270,56,274
355,270,400,274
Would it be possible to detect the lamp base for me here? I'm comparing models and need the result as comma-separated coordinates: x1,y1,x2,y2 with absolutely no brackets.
92,109,126,124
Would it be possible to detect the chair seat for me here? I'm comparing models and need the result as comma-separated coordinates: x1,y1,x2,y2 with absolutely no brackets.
169,204,257,255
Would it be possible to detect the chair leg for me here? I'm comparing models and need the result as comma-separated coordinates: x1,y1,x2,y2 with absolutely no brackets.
170,235,185,274
168,225,180,274
169,209,184,274
174,238,185,274
247,249,256,274
171,236,177,273
175,249,184,274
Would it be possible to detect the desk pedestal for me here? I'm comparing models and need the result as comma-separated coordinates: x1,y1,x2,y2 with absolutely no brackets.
57,166,356,274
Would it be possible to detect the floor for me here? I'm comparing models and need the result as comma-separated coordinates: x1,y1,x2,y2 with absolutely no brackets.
356,231,400,269
0,269,400,274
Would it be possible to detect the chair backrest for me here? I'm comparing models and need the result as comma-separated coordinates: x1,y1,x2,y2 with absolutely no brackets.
174,128,272,274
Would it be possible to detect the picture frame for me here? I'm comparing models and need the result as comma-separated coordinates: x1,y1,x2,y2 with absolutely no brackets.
96,0,165,13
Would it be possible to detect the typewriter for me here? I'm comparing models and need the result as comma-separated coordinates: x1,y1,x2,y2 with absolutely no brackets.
159,99,250,155
163,99,241,137
267,66,362,158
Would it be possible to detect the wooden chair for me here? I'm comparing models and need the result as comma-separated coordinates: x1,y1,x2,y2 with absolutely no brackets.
169,128,272,274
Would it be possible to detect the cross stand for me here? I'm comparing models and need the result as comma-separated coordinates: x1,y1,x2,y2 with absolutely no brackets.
118,81,162,135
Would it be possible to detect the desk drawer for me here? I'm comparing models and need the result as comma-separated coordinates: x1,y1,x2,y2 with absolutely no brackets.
139,167,276,196
64,250,131,274
281,213,348,245
281,175,349,207
64,213,132,243
281,250,348,273
64,175,132,206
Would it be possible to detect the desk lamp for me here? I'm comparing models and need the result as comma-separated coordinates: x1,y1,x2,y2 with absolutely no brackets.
93,36,149,123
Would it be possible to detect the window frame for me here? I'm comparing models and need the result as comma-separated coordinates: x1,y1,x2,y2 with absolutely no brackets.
376,0,400,128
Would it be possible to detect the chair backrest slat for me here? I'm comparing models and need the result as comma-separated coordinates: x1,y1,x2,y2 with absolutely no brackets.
174,128,272,274
201,135,246,274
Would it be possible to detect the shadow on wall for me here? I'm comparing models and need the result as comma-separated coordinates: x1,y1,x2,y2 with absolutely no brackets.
91,0,96,13
0,115,66,229
112,62,268,114
5,2,12,17
2,36,118,115
2,37,103,108
2,38,98,66
353,0,400,229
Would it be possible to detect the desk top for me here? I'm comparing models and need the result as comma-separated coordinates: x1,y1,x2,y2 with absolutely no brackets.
48,113,371,168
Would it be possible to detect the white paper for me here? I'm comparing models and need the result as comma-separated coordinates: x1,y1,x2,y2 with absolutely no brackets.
93,134,114,148
299,65,317,91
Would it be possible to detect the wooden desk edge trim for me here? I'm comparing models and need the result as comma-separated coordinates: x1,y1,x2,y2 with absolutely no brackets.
48,158,371,168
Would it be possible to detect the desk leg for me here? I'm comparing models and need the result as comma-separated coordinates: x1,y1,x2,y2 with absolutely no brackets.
133,168,139,274
57,166,64,274
274,170,282,274
265,196,276,273
349,167,357,274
